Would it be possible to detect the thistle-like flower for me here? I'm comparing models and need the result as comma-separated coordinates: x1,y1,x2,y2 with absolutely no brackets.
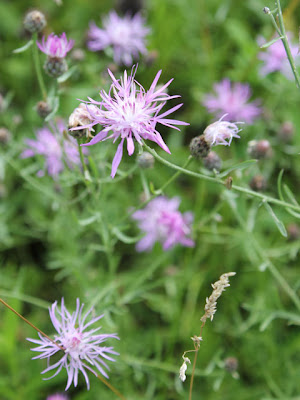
37,33,74,58
203,116,242,146
46,394,69,400
132,196,194,251
21,121,87,179
27,298,119,391
202,79,261,123
87,11,150,66
76,66,189,178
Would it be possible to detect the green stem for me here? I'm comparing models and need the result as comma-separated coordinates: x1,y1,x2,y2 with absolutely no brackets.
32,33,47,100
144,144,300,213
269,1,300,88
78,141,91,187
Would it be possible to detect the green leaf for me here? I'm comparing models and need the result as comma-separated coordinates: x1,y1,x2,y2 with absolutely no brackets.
112,227,141,244
263,202,287,237
45,96,59,122
260,36,284,49
78,213,101,226
217,159,257,178
57,65,78,83
12,39,33,53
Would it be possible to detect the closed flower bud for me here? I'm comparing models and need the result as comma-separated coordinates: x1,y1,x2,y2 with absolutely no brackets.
0,127,11,144
190,135,211,159
224,357,238,373
117,0,144,14
287,223,300,241
249,175,267,191
203,151,222,171
247,139,272,159
70,48,85,62
137,152,155,169
36,101,52,118
278,121,294,142
23,10,46,34
44,57,68,78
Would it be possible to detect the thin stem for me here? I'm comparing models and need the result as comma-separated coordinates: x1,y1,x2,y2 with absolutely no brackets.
32,33,47,100
0,298,64,351
270,1,300,88
188,350,198,400
78,141,91,187
143,144,300,213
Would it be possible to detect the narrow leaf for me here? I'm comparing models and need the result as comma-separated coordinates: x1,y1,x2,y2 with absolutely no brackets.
45,96,59,122
260,36,284,49
218,159,257,178
13,39,33,54
112,227,141,244
263,202,287,237
57,66,78,83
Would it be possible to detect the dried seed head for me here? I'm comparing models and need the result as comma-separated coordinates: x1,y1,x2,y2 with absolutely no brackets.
249,175,267,192
203,151,222,171
263,7,271,14
68,103,96,139
0,127,11,145
224,357,238,373
137,152,155,169
44,57,68,78
24,10,46,33
278,121,294,142
179,357,191,382
247,140,272,159
36,101,52,119
190,135,211,159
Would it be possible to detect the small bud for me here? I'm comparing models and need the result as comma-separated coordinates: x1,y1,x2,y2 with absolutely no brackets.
278,121,294,143
36,101,52,118
249,175,267,192
203,151,222,171
0,127,11,145
247,140,272,160
44,57,68,78
224,357,238,373
287,223,300,241
23,10,46,34
137,152,155,169
225,176,233,190
12,115,22,125
70,48,85,62
263,7,270,14
117,0,144,14
144,50,159,67
190,135,210,159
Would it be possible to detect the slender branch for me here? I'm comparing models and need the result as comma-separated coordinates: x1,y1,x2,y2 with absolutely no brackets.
32,33,47,100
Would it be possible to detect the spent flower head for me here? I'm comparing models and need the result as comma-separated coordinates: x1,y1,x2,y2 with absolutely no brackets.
202,79,261,123
132,196,194,251
27,298,119,391
37,33,74,58
75,66,189,177
87,11,150,66
258,33,299,78
21,120,87,179
203,115,243,147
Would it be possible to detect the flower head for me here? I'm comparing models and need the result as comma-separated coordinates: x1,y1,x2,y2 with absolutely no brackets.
46,394,69,400
27,298,119,391
76,66,189,177
203,115,242,146
132,196,194,251
258,33,299,78
87,11,150,65
21,121,87,179
202,79,261,123
37,33,74,58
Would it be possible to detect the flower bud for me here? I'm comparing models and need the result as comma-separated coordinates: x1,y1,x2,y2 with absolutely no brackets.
117,0,144,14
70,48,85,62
249,175,267,192
224,357,238,373
247,139,272,160
23,10,46,34
278,121,294,143
203,151,222,171
36,101,52,118
189,135,210,159
137,152,155,169
287,223,300,241
0,127,11,145
44,57,68,78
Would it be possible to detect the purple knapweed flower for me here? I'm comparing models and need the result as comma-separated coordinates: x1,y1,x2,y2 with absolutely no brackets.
21,121,87,179
204,115,243,146
202,79,261,124
27,298,119,391
46,394,69,400
132,196,194,251
76,66,189,178
87,11,150,66
257,33,299,79
37,33,74,58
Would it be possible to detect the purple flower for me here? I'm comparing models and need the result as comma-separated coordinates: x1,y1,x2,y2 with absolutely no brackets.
21,121,87,179
76,66,189,178
204,115,243,146
132,196,194,251
27,298,119,391
258,33,299,78
87,11,150,66
202,79,261,124
46,394,69,400
37,33,74,58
